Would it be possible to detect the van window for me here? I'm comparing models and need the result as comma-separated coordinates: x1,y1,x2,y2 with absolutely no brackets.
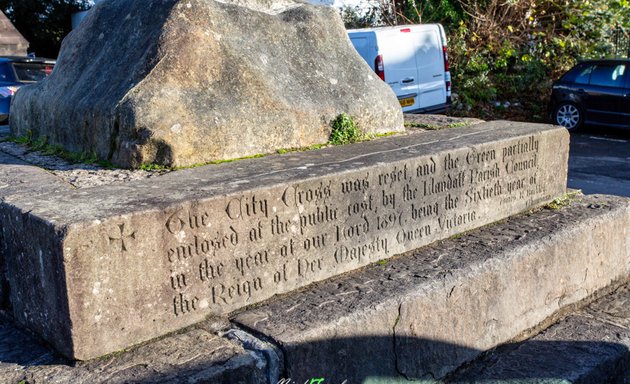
350,36,369,51
589,64,626,88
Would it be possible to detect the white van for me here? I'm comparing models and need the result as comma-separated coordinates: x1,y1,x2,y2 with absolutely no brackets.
348,24,451,113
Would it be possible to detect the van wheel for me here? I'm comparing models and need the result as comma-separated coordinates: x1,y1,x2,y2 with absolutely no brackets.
554,102,583,131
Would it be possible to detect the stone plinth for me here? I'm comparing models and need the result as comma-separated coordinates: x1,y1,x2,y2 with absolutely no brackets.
233,195,630,381
0,122,569,359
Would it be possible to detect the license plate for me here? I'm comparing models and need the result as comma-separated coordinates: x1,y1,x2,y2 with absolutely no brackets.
399,97,415,107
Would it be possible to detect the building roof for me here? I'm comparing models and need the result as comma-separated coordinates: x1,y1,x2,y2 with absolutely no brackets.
0,11,27,46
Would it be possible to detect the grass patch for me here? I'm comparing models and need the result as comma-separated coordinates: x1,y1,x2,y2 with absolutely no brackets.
544,190,583,210
404,122,437,129
171,153,269,171
276,143,328,154
7,116,401,171
6,132,114,168
276,117,400,155
365,131,400,140
329,113,362,145
139,163,171,171
404,121,471,130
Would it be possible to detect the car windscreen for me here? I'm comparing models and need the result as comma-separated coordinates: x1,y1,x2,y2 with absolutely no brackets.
11,63,54,82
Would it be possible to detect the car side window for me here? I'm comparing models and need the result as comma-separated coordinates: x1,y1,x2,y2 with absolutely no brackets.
571,65,593,85
589,64,626,88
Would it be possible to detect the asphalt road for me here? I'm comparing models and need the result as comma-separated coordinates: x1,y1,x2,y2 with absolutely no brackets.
568,127,630,197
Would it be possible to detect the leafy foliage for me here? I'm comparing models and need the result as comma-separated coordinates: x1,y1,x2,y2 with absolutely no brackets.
0,0,90,58
329,113,363,145
342,0,630,122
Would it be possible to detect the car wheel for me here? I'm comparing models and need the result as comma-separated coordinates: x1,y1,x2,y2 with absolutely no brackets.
554,102,583,131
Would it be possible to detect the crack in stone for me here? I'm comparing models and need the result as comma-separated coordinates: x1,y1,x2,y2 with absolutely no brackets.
393,301,414,381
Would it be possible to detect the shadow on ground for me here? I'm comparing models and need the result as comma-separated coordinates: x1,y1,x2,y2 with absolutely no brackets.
1,314,628,384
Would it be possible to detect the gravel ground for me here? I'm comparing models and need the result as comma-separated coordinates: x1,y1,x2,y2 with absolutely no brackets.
0,140,165,189
0,114,484,188
403,113,484,131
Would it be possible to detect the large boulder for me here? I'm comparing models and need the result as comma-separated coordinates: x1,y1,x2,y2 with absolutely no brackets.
10,0,404,168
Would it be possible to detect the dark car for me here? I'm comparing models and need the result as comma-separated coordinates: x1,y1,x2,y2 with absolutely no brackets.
0,56,55,124
550,59,630,131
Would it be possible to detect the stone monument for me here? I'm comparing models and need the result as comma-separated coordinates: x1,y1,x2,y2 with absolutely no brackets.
9,0,404,168
1,1,604,379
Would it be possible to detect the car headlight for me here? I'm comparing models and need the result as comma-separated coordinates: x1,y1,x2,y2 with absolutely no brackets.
0,86,20,98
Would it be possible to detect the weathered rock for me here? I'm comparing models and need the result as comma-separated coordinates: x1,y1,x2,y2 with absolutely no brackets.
0,122,568,360
10,0,404,169
449,283,630,383
233,194,630,382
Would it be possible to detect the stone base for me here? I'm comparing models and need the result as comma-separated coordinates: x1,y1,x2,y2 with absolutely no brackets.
0,121,569,359
450,283,630,383
0,315,268,384
1,195,627,383
233,194,630,381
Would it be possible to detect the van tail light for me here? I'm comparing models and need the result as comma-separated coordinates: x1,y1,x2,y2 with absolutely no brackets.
442,46,450,72
375,54,385,81
400,28,411,33
443,45,452,100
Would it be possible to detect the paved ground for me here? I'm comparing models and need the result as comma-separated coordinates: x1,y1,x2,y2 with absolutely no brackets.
568,127,630,197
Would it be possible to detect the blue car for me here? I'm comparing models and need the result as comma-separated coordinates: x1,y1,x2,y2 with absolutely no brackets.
0,56,55,124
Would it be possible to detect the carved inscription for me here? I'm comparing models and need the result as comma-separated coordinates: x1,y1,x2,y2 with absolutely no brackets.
161,134,554,317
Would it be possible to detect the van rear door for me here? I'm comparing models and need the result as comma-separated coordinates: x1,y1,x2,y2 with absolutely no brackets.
412,25,447,110
378,28,421,111
379,25,447,112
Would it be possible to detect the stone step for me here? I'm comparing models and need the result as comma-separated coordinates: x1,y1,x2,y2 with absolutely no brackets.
448,283,630,383
232,194,630,382
1,194,627,383
0,121,569,360
0,315,271,384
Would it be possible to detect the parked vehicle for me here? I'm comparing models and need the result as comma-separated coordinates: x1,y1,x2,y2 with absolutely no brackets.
550,59,630,131
348,24,451,114
0,56,55,124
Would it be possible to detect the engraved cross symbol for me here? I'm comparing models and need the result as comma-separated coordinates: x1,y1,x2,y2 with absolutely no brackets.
108,223,136,252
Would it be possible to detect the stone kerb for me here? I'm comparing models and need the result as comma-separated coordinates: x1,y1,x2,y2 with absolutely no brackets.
0,121,569,360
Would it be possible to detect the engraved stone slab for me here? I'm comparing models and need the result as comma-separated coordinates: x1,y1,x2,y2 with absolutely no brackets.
0,121,569,360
